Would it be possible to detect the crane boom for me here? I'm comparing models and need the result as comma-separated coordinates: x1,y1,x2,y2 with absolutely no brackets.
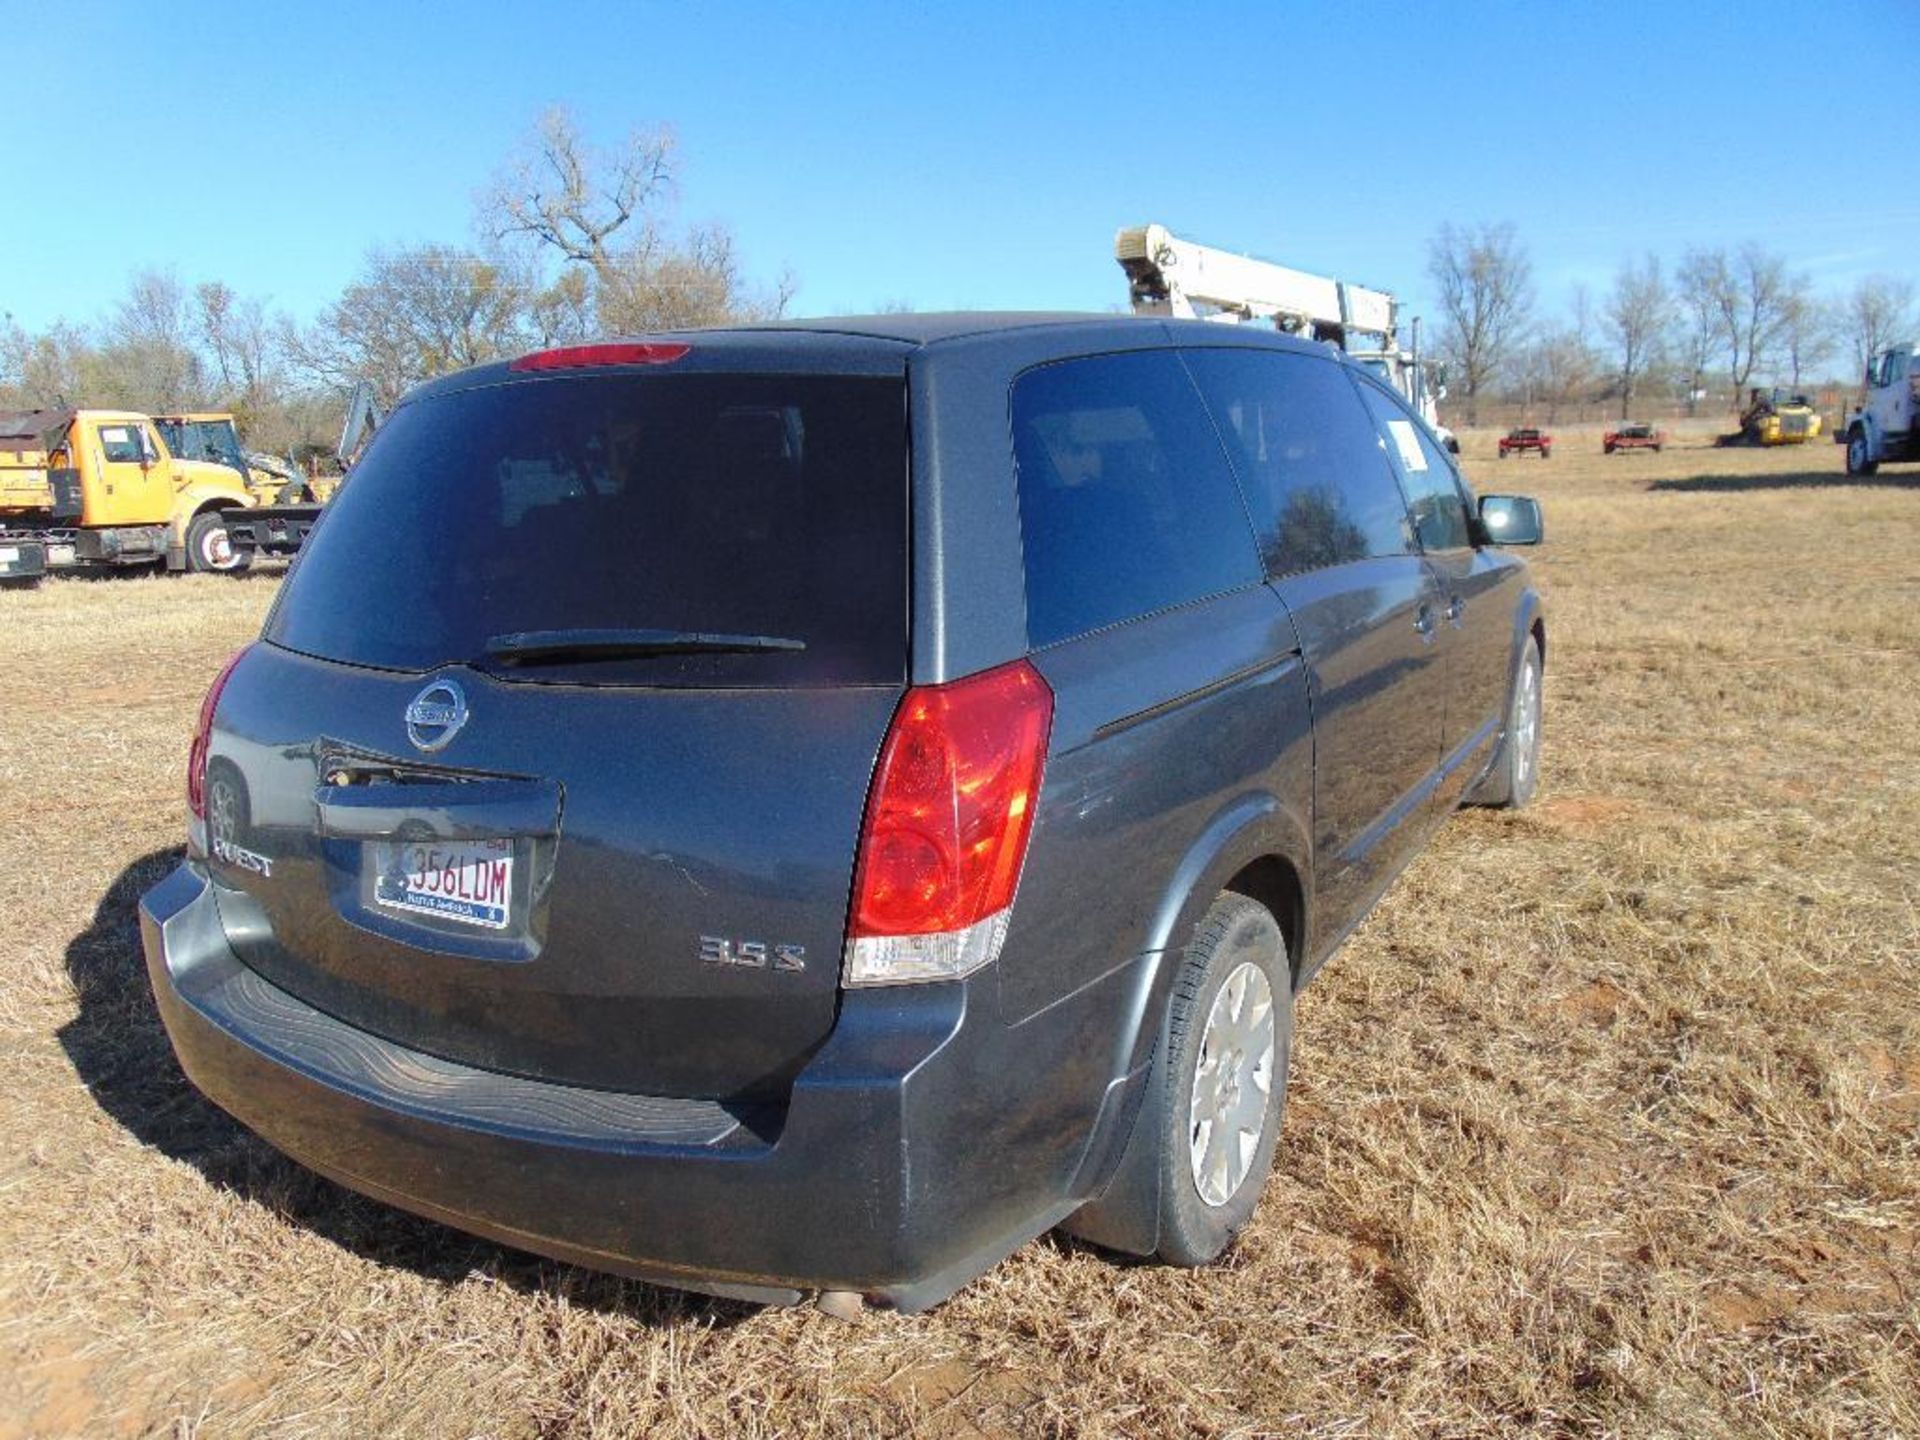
1115,223,1396,344
1114,223,1457,452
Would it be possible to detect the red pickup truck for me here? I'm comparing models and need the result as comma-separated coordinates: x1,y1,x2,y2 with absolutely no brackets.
1498,427,1552,459
1603,422,1666,454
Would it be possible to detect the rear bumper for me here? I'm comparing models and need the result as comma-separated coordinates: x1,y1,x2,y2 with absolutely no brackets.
140,863,1151,1310
222,505,320,555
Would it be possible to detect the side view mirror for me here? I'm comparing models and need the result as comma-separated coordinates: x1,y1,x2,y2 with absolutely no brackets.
1479,494,1543,546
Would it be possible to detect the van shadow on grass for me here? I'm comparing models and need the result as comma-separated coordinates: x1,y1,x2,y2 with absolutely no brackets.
56,850,756,1329
1647,469,1920,494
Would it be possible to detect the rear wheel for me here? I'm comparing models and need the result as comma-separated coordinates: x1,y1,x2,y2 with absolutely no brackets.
1156,894,1292,1267
1846,426,1879,477
186,511,251,575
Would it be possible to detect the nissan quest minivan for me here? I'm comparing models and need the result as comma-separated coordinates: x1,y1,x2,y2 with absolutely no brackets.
141,315,1544,1312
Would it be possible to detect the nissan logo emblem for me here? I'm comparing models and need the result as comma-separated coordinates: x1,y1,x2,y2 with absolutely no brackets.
405,679,469,753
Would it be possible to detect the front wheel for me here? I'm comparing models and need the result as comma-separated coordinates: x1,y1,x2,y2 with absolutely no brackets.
185,512,251,575
1475,634,1543,808
1156,894,1293,1267
1846,427,1879,477
1540,446,1552,459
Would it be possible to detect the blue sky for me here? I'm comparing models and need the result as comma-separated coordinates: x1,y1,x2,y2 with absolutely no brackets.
3,0,1912,336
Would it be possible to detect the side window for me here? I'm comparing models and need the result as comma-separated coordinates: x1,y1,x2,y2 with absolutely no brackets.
1355,381,1473,553
1183,348,1414,576
1011,350,1262,648
96,423,145,464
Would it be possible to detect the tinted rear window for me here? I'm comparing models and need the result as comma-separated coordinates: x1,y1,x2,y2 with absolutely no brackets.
1011,350,1261,648
269,372,906,687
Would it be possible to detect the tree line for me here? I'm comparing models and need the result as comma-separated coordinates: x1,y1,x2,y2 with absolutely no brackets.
1427,223,1916,425
0,109,791,457
6,119,1914,448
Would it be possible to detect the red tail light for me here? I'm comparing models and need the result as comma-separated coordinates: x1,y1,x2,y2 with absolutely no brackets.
844,660,1052,985
187,646,251,821
508,342,690,373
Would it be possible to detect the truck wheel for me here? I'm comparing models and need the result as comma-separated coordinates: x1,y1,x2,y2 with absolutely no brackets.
1540,446,1552,459
1846,426,1879,477
1156,893,1293,1267
1604,443,1615,454
186,512,251,575
1474,634,1543,809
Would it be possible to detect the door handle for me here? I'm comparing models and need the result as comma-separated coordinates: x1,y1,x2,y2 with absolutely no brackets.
1413,604,1436,639
1446,595,1465,627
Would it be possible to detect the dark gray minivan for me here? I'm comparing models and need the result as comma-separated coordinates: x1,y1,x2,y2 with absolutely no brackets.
141,315,1544,1312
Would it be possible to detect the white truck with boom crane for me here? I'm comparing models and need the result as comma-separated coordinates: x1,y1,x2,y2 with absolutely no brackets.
1843,342,1920,475
1115,223,1458,452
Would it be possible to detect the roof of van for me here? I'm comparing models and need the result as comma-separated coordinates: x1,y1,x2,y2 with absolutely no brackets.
406,312,1333,403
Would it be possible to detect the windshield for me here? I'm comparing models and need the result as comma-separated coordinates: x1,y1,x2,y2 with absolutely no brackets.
156,418,247,473
268,371,908,687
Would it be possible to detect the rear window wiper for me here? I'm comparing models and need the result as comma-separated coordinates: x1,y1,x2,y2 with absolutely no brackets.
483,628,806,666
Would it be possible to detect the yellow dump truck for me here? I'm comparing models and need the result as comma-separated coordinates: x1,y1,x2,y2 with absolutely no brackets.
0,408,272,580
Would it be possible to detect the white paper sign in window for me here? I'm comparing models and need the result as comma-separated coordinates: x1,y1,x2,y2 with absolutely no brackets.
1386,419,1428,473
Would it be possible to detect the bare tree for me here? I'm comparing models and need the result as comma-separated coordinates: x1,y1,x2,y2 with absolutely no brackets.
95,269,205,410
291,246,531,405
480,107,793,336
1603,254,1669,420
1776,285,1835,390
196,281,284,404
1845,274,1916,381
483,106,675,266
1427,222,1533,426
1677,243,1793,410
1515,324,1596,423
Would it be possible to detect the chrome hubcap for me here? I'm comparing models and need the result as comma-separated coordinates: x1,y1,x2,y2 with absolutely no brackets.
1513,657,1540,791
205,529,236,569
1188,960,1276,1207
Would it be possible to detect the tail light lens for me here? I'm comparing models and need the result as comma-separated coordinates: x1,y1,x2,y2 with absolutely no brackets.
187,646,251,823
508,342,690,372
844,660,1053,985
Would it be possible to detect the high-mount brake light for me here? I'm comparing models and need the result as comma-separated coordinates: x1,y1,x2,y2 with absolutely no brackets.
844,660,1053,986
507,342,691,373
187,645,252,824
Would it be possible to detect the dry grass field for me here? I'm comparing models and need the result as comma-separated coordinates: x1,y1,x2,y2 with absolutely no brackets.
1,435,1915,1439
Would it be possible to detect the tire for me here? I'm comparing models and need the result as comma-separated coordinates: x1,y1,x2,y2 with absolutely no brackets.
1604,443,1615,455
1475,634,1543,809
1652,443,1663,453
1846,426,1879,477
1156,894,1293,1267
185,511,251,575
1540,446,1552,459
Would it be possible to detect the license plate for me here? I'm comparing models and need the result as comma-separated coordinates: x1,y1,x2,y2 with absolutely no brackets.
373,837,515,929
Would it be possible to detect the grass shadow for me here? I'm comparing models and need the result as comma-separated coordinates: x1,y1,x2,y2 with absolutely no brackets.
55,849,758,1330
1647,470,1920,494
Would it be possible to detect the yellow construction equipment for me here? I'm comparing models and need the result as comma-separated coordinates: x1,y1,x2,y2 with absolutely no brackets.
1734,388,1824,446
0,408,266,578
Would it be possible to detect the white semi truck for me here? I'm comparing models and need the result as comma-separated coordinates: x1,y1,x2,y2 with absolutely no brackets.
1115,223,1458,452
1843,343,1920,475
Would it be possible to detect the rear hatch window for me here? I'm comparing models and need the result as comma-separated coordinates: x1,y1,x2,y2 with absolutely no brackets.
269,371,907,687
